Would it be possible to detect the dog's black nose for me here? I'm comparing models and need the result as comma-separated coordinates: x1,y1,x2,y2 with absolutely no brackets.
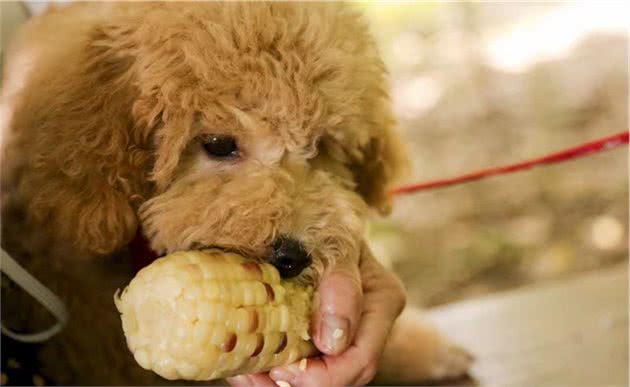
270,236,312,278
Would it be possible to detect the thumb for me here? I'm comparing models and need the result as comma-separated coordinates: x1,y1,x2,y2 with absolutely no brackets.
312,253,363,356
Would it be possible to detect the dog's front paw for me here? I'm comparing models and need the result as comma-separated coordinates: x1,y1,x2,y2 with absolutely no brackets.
375,310,474,385
427,341,474,381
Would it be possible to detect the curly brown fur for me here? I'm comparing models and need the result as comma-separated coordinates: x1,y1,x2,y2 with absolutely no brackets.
2,2,467,385
4,2,404,257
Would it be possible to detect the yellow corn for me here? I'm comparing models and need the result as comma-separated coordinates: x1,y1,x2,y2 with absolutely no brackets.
114,250,316,381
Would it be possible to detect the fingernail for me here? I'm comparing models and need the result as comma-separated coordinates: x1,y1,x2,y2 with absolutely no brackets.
299,358,308,371
275,381,292,387
321,313,349,354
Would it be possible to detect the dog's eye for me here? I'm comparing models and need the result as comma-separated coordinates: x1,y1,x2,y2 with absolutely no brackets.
202,135,239,159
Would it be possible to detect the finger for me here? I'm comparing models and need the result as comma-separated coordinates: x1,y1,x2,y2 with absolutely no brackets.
226,375,252,387
271,247,405,386
312,254,363,356
340,248,406,385
329,284,404,386
270,324,384,387
270,358,333,387
358,245,406,319
226,373,277,387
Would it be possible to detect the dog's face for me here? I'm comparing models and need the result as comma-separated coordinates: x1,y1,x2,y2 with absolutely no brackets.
141,116,366,278
140,107,368,278
8,3,406,278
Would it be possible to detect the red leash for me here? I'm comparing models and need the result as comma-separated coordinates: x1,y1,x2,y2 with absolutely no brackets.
131,131,628,271
389,131,629,196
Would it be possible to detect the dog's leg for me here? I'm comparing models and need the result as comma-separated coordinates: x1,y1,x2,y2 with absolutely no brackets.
373,308,473,385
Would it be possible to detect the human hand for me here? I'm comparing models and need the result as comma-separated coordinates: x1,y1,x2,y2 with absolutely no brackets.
227,243,406,387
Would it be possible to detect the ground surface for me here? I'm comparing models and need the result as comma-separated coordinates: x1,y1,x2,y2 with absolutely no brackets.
360,2,628,307
427,263,628,386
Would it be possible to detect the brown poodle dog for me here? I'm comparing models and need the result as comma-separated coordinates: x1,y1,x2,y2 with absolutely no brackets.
1,2,470,385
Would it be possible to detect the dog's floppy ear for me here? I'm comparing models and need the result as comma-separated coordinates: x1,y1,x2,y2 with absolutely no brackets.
355,126,408,215
7,21,149,256
353,89,409,215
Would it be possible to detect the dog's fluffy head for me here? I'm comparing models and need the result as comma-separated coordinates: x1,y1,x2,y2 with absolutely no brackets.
5,2,407,275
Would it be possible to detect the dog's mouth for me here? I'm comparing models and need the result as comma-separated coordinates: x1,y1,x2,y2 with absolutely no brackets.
188,241,313,279
129,233,260,273
188,243,266,262
130,230,313,279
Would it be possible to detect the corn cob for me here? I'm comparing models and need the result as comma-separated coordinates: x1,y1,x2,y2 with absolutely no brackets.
114,250,316,381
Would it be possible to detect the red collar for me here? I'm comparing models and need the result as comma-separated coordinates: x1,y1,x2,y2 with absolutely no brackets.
129,230,159,273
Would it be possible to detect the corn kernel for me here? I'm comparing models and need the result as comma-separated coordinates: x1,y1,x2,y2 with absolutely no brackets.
115,250,316,381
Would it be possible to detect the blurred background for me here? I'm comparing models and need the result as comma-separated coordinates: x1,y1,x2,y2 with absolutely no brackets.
352,1,628,307
2,1,628,309
0,2,627,385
